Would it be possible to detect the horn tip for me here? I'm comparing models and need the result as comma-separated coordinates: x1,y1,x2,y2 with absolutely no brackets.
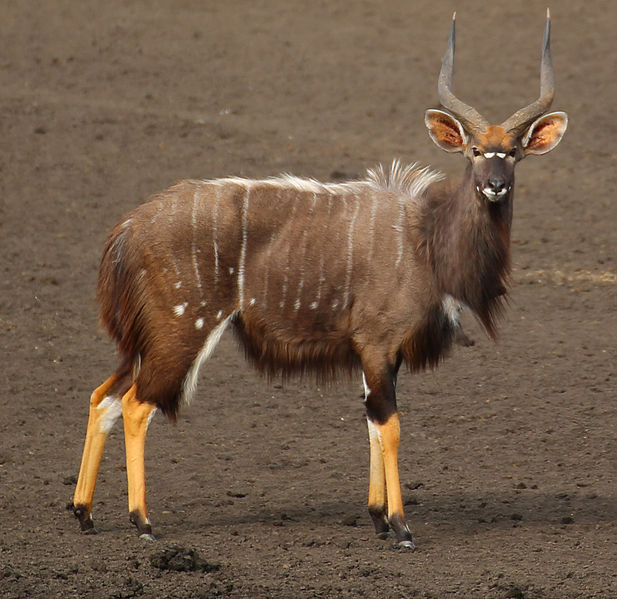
546,7,550,20
452,11,456,21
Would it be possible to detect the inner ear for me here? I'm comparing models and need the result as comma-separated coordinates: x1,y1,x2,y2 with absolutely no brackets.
425,109,468,153
522,111,568,155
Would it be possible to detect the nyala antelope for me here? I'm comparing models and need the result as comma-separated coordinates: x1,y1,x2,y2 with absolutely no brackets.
72,12,567,548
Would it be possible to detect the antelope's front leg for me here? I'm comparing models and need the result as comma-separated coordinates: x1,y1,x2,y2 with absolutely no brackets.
121,385,157,540
363,367,414,549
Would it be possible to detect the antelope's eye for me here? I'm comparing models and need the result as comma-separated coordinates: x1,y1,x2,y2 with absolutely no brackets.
472,147,481,157
509,148,517,157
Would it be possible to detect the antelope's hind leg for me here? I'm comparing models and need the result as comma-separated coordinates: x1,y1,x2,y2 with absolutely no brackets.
121,384,157,540
72,373,127,533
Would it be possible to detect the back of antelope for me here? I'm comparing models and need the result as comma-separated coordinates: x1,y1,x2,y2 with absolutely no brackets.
72,12,567,548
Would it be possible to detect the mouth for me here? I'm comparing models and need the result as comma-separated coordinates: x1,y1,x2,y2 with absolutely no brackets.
477,186,510,202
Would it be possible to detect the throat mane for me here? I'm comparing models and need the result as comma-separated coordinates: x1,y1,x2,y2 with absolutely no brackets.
421,176,512,338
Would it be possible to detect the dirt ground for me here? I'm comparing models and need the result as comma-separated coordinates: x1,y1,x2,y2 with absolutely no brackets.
1,1,616,597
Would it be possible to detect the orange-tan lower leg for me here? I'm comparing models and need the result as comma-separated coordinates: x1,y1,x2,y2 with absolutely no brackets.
73,374,119,532
367,418,388,535
121,384,156,539
373,413,414,548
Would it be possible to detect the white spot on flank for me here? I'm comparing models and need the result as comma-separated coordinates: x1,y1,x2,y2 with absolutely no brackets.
216,310,223,320
310,301,318,310
182,314,233,405
175,281,182,289
174,303,188,317
229,267,234,275
294,298,301,310
195,317,204,329
97,396,123,433
249,298,256,306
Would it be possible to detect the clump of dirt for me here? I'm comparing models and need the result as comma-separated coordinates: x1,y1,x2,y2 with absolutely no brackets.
149,546,220,574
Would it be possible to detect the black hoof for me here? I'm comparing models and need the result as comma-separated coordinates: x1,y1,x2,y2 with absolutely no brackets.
130,510,154,539
368,506,390,537
397,539,416,550
389,514,414,548
72,503,97,533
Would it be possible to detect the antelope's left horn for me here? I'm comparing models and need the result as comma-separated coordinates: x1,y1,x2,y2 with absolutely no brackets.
501,9,555,135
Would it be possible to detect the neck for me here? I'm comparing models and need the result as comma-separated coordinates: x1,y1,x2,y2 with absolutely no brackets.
420,165,512,337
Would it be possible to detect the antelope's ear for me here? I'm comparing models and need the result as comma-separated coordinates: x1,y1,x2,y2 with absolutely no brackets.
522,111,568,155
425,109,468,153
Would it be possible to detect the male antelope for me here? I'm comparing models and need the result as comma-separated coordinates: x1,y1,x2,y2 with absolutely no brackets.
72,12,567,548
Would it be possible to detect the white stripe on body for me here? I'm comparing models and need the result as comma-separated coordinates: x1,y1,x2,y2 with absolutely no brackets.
146,408,157,431
293,193,318,312
394,194,406,268
279,191,301,310
237,186,251,309
261,232,276,309
191,191,204,301
312,194,334,310
362,372,371,401
367,192,379,264
343,194,361,309
212,184,221,286
181,314,233,405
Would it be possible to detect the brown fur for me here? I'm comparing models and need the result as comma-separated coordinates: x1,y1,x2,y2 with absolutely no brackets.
95,161,513,421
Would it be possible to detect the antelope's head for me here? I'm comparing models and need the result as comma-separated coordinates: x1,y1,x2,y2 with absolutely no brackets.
425,10,568,204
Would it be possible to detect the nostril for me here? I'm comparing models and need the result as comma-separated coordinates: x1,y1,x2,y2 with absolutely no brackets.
488,178,505,192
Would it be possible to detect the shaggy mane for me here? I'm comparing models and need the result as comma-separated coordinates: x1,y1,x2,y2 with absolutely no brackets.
206,161,443,199
366,160,444,199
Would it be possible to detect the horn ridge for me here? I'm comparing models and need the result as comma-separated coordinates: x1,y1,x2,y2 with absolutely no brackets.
437,13,489,135
501,10,555,135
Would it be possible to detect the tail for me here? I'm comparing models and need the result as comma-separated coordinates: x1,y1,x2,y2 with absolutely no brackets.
96,219,213,421
97,220,144,379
